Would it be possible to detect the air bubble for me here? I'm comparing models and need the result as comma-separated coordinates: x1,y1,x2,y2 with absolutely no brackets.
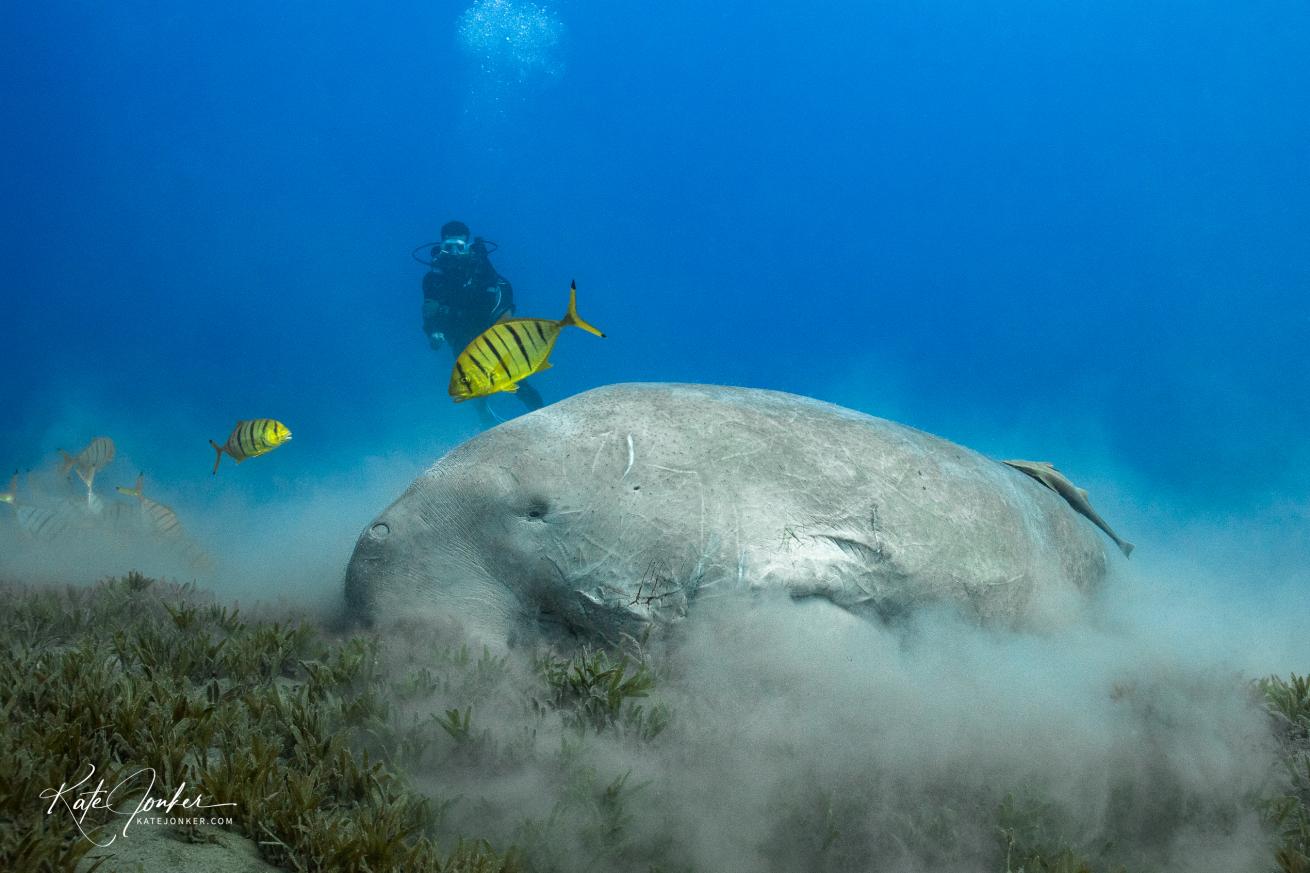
457,0,565,88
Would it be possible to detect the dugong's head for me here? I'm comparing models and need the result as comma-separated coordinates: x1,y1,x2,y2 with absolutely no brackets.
344,393,668,645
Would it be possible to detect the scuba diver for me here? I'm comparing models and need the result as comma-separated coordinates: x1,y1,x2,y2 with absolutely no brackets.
420,220,544,425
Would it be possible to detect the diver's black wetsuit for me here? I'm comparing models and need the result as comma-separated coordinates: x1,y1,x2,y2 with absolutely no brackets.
422,240,543,419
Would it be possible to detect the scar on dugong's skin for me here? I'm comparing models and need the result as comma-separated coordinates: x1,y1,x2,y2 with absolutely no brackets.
345,383,1123,645
1002,460,1135,557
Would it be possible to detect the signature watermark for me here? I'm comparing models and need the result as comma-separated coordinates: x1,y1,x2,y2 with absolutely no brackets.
39,764,237,847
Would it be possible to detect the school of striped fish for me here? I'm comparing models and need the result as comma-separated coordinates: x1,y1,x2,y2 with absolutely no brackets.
1,439,211,574
2,418,291,577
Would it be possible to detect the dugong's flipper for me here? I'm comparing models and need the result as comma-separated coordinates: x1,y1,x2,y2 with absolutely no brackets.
1003,460,1134,558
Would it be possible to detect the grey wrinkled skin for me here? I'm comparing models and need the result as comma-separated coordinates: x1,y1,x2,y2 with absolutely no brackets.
345,383,1111,644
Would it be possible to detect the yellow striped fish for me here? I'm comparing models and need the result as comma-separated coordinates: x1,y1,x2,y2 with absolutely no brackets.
449,280,605,402
116,474,184,537
209,419,292,474
0,471,15,506
175,538,215,575
16,501,83,541
59,437,116,488
103,500,138,533
115,475,213,573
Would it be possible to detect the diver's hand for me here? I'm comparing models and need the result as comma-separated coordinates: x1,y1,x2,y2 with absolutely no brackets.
428,332,445,350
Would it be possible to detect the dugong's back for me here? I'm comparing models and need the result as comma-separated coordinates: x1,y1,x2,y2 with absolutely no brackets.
498,384,1102,625
347,383,1109,640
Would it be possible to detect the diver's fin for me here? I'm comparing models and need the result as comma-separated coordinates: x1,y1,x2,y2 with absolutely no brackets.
209,440,225,476
560,280,605,338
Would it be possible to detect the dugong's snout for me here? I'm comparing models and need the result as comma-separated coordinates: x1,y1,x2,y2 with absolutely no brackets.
342,497,521,642
343,518,394,625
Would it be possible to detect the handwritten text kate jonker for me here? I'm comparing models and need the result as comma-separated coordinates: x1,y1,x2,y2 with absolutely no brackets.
39,764,237,847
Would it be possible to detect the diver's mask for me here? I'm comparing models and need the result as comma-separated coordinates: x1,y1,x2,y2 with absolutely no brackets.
439,236,471,256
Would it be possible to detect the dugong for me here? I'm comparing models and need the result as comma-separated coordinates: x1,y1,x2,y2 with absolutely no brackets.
345,383,1112,643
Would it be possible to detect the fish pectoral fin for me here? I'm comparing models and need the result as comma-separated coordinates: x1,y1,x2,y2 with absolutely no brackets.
538,361,553,371
494,311,513,324
1076,487,1090,501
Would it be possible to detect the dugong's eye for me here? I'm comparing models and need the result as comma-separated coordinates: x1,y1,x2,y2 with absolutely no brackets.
525,500,549,520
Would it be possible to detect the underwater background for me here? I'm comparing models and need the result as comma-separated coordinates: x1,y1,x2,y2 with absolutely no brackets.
7,5,1310,871
2,0,1308,618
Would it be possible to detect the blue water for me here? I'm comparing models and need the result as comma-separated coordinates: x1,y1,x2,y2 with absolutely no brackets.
3,2,1308,585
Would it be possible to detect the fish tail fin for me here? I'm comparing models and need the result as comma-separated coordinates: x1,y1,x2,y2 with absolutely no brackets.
209,440,225,475
116,473,144,499
58,450,75,476
561,280,605,338
1119,540,1135,558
